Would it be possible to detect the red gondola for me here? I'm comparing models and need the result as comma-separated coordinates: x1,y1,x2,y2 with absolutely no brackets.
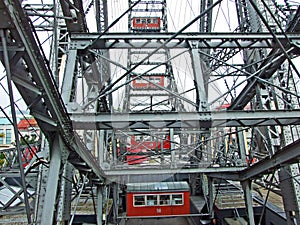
126,181,190,217
132,17,161,31
126,135,170,165
132,76,164,89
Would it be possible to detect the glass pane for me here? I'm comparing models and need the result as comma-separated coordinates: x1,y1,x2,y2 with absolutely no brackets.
0,129,4,144
159,194,170,205
5,129,11,144
134,195,145,206
146,195,158,206
172,194,183,205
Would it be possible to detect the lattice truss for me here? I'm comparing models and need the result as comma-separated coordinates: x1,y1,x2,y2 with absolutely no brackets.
0,0,300,224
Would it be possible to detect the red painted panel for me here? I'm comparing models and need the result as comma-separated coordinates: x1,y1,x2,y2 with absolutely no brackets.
126,191,190,217
132,76,164,89
22,146,37,168
126,147,148,165
130,135,170,150
125,135,170,165
132,17,160,30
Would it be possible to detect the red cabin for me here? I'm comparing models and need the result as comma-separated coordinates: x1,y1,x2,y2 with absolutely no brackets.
126,181,190,217
130,135,170,151
215,103,231,111
126,135,170,165
132,17,160,32
132,76,164,89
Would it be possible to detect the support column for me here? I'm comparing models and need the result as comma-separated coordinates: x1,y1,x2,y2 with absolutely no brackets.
56,162,73,224
208,177,214,219
237,128,247,166
98,130,105,165
241,180,255,225
170,128,175,166
112,132,117,163
189,42,207,111
97,185,104,225
113,182,119,223
60,49,77,104
41,135,63,225
279,165,300,225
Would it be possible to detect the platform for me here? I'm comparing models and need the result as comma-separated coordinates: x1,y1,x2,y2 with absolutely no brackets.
124,216,191,225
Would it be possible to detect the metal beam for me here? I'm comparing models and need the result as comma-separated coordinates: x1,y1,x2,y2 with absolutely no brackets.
103,166,243,178
59,0,87,33
242,180,255,225
97,185,104,225
61,49,77,103
69,32,300,50
1,0,105,181
239,139,300,181
190,42,208,110
70,110,300,130
229,7,300,110
41,136,63,225
0,29,31,223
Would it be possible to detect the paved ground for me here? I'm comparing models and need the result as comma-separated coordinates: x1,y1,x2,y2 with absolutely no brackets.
124,217,191,225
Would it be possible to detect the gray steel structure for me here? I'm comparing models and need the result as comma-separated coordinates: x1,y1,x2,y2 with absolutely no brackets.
0,0,299,225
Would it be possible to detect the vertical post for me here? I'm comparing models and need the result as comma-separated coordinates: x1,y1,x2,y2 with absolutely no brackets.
34,139,49,223
208,177,214,219
189,43,207,111
99,130,105,165
97,185,104,225
241,180,255,225
56,162,73,223
60,49,77,104
113,182,119,223
0,29,32,223
170,128,175,166
41,135,62,225
52,0,59,83
279,165,300,225
95,0,101,32
112,132,117,163
237,128,247,166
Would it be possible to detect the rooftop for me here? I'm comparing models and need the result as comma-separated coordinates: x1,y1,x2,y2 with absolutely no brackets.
126,181,190,193
17,118,38,130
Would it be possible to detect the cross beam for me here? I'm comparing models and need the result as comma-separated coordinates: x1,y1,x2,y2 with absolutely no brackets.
70,110,300,130
69,32,300,49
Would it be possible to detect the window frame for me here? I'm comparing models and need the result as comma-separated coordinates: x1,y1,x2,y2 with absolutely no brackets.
146,194,158,206
132,193,184,207
5,129,11,144
171,193,184,205
133,195,146,206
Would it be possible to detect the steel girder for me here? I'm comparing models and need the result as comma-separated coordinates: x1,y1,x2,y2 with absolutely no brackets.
70,32,300,49
95,139,300,183
229,7,300,110
1,0,300,224
208,138,300,181
70,110,300,130
0,0,104,178
0,0,105,223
